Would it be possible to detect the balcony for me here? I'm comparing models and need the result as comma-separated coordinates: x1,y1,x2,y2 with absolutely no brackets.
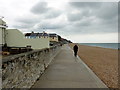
0,24,8,28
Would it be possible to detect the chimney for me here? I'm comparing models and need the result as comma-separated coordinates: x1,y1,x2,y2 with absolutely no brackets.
31,31,34,33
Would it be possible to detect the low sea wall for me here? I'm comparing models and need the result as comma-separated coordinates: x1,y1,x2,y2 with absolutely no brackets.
2,45,61,88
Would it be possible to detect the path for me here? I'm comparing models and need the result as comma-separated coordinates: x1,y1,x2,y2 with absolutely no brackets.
31,44,107,88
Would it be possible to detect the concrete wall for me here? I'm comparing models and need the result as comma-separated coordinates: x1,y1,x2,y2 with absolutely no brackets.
2,45,61,88
6,29,49,49
6,29,26,47
25,38,49,49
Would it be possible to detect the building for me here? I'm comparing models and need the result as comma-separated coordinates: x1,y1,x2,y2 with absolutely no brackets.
49,33,58,42
6,29,49,49
0,19,7,47
25,32,59,46
25,31,49,38
0,19,49,51
25,32,59,42
0,19,71,53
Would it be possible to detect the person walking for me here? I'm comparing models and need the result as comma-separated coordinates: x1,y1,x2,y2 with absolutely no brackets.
73,45,78,57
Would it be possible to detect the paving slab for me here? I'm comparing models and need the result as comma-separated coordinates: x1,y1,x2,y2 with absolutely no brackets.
31,44,108,88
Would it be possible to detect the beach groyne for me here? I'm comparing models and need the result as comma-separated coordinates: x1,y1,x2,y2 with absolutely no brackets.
2,45,61,88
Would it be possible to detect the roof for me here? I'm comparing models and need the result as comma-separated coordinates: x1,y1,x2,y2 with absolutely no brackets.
25,33,31,36
25,32,59,37
25,32,49,37
30,33,39,36
39,33,49,36
49,34,57,37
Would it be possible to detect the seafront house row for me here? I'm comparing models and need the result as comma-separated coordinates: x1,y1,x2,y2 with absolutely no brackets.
0,19,71,55
25,31,60,46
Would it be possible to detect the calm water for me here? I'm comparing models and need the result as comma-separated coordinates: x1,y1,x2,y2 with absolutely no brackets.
79,43,119,49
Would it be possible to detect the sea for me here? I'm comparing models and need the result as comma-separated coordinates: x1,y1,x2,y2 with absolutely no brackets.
79,43,119,49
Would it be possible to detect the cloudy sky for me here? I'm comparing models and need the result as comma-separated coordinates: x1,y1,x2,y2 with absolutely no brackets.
0,0,118,43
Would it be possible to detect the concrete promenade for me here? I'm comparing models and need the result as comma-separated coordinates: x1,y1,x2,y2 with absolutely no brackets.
32,44,107,88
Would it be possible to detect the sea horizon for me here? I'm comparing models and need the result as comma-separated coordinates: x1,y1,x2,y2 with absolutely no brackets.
78,43,119,49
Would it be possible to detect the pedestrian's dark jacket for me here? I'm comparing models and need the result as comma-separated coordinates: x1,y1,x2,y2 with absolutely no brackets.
73,45,78,52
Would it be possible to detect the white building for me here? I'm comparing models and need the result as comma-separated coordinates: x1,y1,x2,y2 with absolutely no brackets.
0,19,49,50
0,19,7,46
6,29,50,49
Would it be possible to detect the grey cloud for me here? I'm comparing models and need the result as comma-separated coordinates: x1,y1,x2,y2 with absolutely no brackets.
66,2,118,34
40,23,63,29
67,12,83,22
41,23,65,29
16,18,39,24
64,17,117,35
75,20,91,26
45,10,62,19
13,23,34,29
67,9,91,22
32,21,67,32
31,2,62,19
93,2,118,19
31,2,50,14
62,22,117,35
13,1,118,36
69,2,117,20
69,2,102,9
14,17,40,29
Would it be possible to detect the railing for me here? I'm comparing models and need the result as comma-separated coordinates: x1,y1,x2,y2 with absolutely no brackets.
0,25,8,28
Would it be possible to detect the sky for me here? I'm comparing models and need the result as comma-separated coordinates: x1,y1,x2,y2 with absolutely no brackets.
0,0,118,43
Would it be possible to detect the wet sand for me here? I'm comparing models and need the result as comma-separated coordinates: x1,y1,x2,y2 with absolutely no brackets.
69,43,118,88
